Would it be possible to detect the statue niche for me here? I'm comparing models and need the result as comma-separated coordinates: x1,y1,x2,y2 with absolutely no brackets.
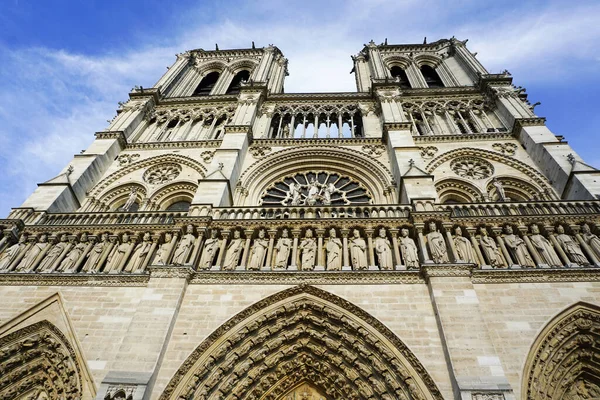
260,171,372,207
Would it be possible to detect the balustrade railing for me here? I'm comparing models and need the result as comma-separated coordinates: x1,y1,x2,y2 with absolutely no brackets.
438,200,600,218
195,205,412,220
36,211,188,226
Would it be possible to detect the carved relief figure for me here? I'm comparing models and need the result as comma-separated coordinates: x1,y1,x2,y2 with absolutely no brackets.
38,234,68,272
154,232,174,265
274,229,292,269
581,223,600,259
529,224,562,267
426,222,449,263
248,230,269,270
299,229,317,271
349,229,368,270
325,228,342,271
374,228,393,270
304,178,321,206
503,225,535,267
199,230,219,270
16,234,48,272
83,233,109,273
106,234,133,272
283,182,302,206
127,232,152,272
453,227,477,264
479,227,504,268
492,178,506,201
121,187,138,211
172,224,195,265
555,225,589,265
0,234,28,271
59,233,89,272
223,230,244,270
399,228,419,269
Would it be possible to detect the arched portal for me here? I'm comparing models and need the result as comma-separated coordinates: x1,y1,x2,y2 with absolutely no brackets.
161,285,442,400
523,302,600,399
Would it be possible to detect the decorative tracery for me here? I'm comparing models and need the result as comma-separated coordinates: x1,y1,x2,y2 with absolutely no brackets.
450,157,494,180
260,172,373,206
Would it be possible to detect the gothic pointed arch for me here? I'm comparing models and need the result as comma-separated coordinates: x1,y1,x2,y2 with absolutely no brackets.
435,178,484,203
160,285,443,400
237,146,394,205
523,302,600,399
147,181,198,210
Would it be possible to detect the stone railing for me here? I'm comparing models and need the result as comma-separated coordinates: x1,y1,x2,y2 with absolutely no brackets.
438,200,600,218
35,211,188,227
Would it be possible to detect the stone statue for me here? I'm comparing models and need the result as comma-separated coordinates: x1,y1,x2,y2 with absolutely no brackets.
492,178,506,201
304,178,320,206
83,233,109,273
581,224,600,259
172,224,195,265
349,229,368,270
322,183,340,206
274,229,292,269
154,232,174,265
16,235,48,272
248,230,269,270
479,227,504,268
281,123,290,138
299,229,316,271
106,233,133,272
283,182,302,206
0,234,28,271
223,230,243,270
453,227,477,264
325,228,342,271
529,224,562,267
199,230,220,270
503,225,535,267
399,228,419,269
127,232,152,272
59,233,89,272
374,228,393,270
426,222,449,263
555,225,589,266
122,187,138,211
38,234,69,272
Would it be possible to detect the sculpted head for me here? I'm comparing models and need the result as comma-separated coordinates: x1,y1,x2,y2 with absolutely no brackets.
186,224,194,234
401,228,410,238
454,227,462,236
211,230,218,238
165,232,173,242
143,232,151,241
305,229,313,238
582,223,591,233
233,230,241,239
504,225,513,235
18,234,27,243
39,234,49,243
531,224,540,234
80,233,88,242
282,229,289,238
429,222,437,232
379,228,386,238
59,234,68,242
479,227,488,236
329,228,336,238
353,229,360,238
258,229,265,239
122,233,130,242
101,233,109,241
557,225,565,234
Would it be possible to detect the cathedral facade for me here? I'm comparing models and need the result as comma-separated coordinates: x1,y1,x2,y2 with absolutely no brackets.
0,38,600,400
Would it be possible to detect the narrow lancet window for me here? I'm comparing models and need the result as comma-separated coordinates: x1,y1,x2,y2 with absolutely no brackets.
421,65,444,88
193,71,220,96
226,70,250,94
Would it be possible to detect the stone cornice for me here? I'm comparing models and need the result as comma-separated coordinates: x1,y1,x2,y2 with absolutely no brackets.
125,139,222,151
148,265,195,279
414,132,513,143
158,94,239,106
378,38,453,53
189,270,424,284
129,88,160,103
265,92,372,101
0,273,149,286
471,267,600,284
478,73,513,89
94,130,127,147
224,125,252,134
512,117,547,132
251,137,382,146
384,122,413,132
422,263,473,278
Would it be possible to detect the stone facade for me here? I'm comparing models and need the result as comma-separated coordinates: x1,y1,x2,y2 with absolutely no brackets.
1,38,600,399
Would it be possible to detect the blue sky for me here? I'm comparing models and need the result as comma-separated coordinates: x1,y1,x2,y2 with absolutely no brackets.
1,0,599,216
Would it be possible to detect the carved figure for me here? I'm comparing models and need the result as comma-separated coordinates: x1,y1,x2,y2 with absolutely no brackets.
479,227,504,267
503,225,535,267
223,230,243,270
16,235,48,272
121,188,138,211
199,230,220,270
274,229,292,269
172,224,195,265
59,233,89,272
399,229,419,269
581,224,600,259
326,228,343,271
299,229,316,271
529,224,562,267
349,229,368,270
453,227,477,264
127,232,152,272
374,228,393,270
283,182,302,206
38,234,68,272
0,234,28,271
248,230,269,270
106,234,133,272
426,222,449,263
555,225,589,265
154,232,174,265
492,178,506,201
83,234,109,272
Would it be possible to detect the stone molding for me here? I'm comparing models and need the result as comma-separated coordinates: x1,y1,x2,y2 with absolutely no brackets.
125,139,221,150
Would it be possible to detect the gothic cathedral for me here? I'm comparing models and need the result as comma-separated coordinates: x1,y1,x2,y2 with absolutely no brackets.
0,38,599,400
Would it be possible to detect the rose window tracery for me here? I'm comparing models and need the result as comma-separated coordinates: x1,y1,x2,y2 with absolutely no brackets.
260,172,372,206
143,163,182,185
450,157,494,180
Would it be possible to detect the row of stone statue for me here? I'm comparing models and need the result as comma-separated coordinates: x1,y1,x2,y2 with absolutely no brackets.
423,222,600,268
0,222,599,274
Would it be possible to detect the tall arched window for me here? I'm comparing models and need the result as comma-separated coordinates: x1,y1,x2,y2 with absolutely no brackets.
390,66,411,89
193,71,220,96
226,70,250,94
420,65,444,88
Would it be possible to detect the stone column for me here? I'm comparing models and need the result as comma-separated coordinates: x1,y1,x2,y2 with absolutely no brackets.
341,228,350,269
290,229,301,270
365,228,376,268
316,229,325,269
466,227,486,267
415,224,430,263
546,226,570,267
240,230,254,269
266,229,277,268
492,227,512,267
215,231,229,270
573,225,599,266
443,223,459,263
391,228,402,269
519,226,542,267
188,229,205,268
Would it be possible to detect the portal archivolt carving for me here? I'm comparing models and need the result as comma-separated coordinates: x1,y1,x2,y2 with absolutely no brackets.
161,285,442,400
523,302,600,399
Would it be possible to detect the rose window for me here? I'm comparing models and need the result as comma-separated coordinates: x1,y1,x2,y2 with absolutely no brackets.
143,163,182,185
450,157,494,180
260,171,372,206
